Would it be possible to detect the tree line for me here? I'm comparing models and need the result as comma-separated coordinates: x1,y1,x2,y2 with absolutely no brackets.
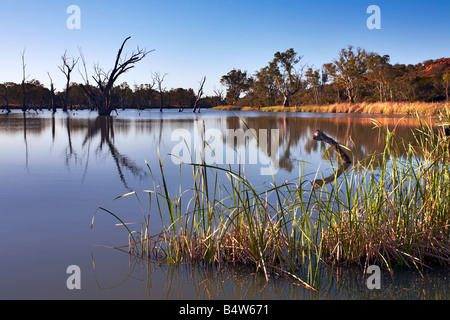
1,39,449,116
0,80,222,112
0,37,221,115
220,46,450,108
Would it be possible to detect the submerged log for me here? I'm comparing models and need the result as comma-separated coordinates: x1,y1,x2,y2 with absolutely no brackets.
312,129,352,188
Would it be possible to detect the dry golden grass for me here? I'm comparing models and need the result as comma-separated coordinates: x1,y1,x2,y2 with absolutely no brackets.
212,102,450,116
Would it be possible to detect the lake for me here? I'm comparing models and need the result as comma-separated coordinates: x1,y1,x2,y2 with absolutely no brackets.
1,109,449,300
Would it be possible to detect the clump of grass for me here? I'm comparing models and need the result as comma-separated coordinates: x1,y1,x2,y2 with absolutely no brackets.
319,113,450,272
92,111,450,290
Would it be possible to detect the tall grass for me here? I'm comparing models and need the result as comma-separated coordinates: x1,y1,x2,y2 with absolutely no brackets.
92,112,450,290
320,116,450,273
213,102,450,116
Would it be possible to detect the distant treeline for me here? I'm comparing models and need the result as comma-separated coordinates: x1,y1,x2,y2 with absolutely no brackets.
0,81,221,111
1,45,449,112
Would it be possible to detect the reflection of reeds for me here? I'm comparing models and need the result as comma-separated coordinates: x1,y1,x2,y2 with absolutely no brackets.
93,111,450,291
214,102,450,116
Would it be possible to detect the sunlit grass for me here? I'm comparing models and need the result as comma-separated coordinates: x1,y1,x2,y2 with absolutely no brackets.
213,102,450,116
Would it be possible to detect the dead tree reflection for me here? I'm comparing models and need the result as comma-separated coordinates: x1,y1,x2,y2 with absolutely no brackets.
81,116,147,190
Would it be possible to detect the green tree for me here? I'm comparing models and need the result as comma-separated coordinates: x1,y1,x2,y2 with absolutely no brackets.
272,48,305,107
332,46,371,103
220,69,251,105
323,62,341,103
389,64,417,101
253,61,281,106
366,54,394,102
305,67,321,104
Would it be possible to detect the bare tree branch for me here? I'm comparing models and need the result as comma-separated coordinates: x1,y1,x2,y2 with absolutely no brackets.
192,76,206,113
58,51,79,112
47,72,56,113
79,37,153,115
21,48,29,112
151,71,167,112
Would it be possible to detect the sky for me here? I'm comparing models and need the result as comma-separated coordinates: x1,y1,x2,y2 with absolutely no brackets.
0,0,449,95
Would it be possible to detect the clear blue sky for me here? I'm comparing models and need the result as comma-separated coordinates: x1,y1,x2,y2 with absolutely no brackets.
0,0,449,95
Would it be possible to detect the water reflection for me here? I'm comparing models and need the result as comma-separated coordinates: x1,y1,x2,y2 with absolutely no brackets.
0,110,428,177
1,111,148,191
90,250,450,300
82,116,147,190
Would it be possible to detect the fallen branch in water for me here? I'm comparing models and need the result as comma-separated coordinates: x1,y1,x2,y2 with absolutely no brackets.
312,129,352,188
313,129,352,164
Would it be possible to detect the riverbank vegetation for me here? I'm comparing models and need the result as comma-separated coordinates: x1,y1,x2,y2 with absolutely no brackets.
219,47,450,109
213,101,450,116
2,42,449,116
92,112,450,290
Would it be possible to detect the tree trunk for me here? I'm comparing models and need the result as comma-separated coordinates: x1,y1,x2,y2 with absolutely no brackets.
159,93,164,112
98,107,112,116
98,98,113,115
446,81,449,102
283,93,290,107
22,80,27,112
313,87,319,105
21,50,27,112
63,80,70,112
347,89,355,104
192,76,206,113
50,89,56,113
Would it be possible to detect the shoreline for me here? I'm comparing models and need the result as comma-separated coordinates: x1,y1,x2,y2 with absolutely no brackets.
3,101,449,117
212,101,450,116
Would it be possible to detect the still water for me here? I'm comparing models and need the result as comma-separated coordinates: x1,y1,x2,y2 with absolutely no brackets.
0,109,448,299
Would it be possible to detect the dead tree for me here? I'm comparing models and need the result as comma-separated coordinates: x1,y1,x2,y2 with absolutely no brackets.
21,49,29,112
192,76,206,113
58,51,79,112
213,85,225,107
151,71,167,112
47,73,56,113
79,37,152,116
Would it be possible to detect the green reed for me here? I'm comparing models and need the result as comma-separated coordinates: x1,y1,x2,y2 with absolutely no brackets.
92,112,450,290
319,114,450,272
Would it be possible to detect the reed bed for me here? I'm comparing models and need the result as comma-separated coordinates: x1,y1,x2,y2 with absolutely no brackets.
92,112,450,290
320,118,450,273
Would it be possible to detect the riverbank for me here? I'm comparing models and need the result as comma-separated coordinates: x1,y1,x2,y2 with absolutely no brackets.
212,102,450,116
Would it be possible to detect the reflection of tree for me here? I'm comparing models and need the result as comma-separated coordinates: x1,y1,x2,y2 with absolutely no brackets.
64,116,78,168
81,116,147,190
227,115,426,173
0,111,434,184
23,113,29,172
278,118,294,172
